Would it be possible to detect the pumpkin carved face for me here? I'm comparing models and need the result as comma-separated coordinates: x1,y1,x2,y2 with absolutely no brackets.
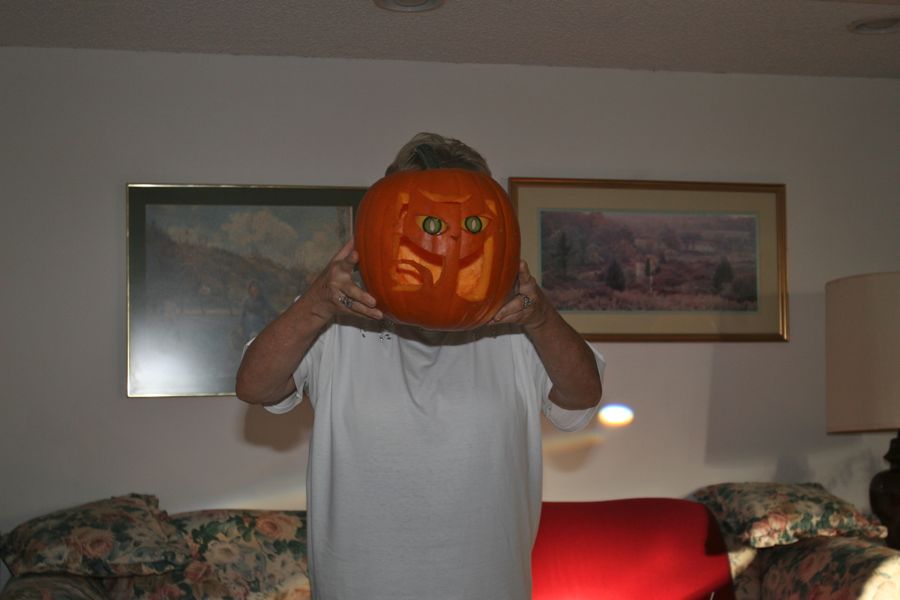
355,168,520,330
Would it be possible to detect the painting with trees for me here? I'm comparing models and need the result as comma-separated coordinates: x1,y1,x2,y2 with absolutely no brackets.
540,210,759,313
509,178,787,341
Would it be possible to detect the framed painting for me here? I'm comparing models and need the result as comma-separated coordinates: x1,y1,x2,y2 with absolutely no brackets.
127,184,365,397
508,178,788,342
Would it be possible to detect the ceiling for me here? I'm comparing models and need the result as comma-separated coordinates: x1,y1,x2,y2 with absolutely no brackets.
2,0,900,79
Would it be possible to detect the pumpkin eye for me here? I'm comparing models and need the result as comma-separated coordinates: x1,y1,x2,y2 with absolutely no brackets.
463,215,485,234
418,215,446,236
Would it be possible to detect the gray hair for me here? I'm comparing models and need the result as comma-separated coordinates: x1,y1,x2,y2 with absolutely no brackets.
385,132,491,176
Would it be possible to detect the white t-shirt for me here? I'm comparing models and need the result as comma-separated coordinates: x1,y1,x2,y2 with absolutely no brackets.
266,317,605,600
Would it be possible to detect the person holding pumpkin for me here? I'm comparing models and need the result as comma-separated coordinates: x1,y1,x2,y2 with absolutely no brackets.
236,132,604,600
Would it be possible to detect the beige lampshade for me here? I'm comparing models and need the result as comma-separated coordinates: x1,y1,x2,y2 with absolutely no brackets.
826,272,900,433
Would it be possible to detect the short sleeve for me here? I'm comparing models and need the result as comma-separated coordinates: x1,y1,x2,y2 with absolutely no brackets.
263,390,302,414
261,323,334,414
512,334,605,432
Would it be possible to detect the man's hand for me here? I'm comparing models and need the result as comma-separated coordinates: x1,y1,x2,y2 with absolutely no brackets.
490,261,548,332
490,260,602,411
236,240,382,406
305,240,383,324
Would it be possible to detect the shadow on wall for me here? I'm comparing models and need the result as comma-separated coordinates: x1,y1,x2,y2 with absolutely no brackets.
705,291,878,486
242,394,313,451
541,415,603,473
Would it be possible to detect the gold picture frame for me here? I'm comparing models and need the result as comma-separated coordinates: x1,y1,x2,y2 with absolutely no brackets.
508,178,788,342
126,183,365,397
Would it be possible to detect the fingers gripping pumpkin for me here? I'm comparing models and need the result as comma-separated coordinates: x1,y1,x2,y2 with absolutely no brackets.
355,169,520,330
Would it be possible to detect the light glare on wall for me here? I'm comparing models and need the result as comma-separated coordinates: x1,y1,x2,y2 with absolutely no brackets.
598,404,634,427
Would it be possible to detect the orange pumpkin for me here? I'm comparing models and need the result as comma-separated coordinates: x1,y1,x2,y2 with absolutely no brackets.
355,168,521,330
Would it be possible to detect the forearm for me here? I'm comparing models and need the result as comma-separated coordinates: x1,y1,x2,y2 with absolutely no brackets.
235,295,330,406
235,241,381,406
524,307,603,411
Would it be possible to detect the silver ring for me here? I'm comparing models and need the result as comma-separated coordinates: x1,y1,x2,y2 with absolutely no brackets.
338,293,354,309
520,294,534,309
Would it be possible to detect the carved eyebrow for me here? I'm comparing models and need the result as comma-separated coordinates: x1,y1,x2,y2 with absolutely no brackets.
418,190,472,204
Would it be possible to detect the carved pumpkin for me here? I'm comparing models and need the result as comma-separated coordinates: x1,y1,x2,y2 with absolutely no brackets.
355,168,520,330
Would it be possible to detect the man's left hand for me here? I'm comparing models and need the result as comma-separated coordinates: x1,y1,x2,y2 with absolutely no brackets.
490,261,548,331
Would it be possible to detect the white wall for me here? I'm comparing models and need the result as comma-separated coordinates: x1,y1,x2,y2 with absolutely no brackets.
1,48,898,534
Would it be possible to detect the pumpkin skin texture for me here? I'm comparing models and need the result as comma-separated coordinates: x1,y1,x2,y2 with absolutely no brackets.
355,168,521,331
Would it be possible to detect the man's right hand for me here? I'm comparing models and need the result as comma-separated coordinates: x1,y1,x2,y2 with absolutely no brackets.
304,240,383,324
235,240,382,406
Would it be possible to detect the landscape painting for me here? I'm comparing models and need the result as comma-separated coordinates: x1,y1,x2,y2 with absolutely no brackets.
127,185,365,396
509,178,788,341
540,209,759,312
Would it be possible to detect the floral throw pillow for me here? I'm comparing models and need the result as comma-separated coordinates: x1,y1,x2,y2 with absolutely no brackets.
0,494,190,577
691,482,887,548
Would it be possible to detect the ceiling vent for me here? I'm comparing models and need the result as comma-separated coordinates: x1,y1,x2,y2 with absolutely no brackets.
847,15,900,32
374,0,445,12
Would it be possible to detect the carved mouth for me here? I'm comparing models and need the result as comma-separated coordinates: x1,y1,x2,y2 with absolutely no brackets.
393,237,485,292
392,239,442,289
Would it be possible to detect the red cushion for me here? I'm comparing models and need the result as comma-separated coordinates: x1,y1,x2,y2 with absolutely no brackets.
532,499,734,600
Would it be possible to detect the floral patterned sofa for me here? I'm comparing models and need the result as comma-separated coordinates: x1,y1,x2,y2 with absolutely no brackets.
0,494,309,600
691,482,900,599
4,485,899,600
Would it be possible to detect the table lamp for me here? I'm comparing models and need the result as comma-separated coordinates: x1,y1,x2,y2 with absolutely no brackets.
826,271,900,548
